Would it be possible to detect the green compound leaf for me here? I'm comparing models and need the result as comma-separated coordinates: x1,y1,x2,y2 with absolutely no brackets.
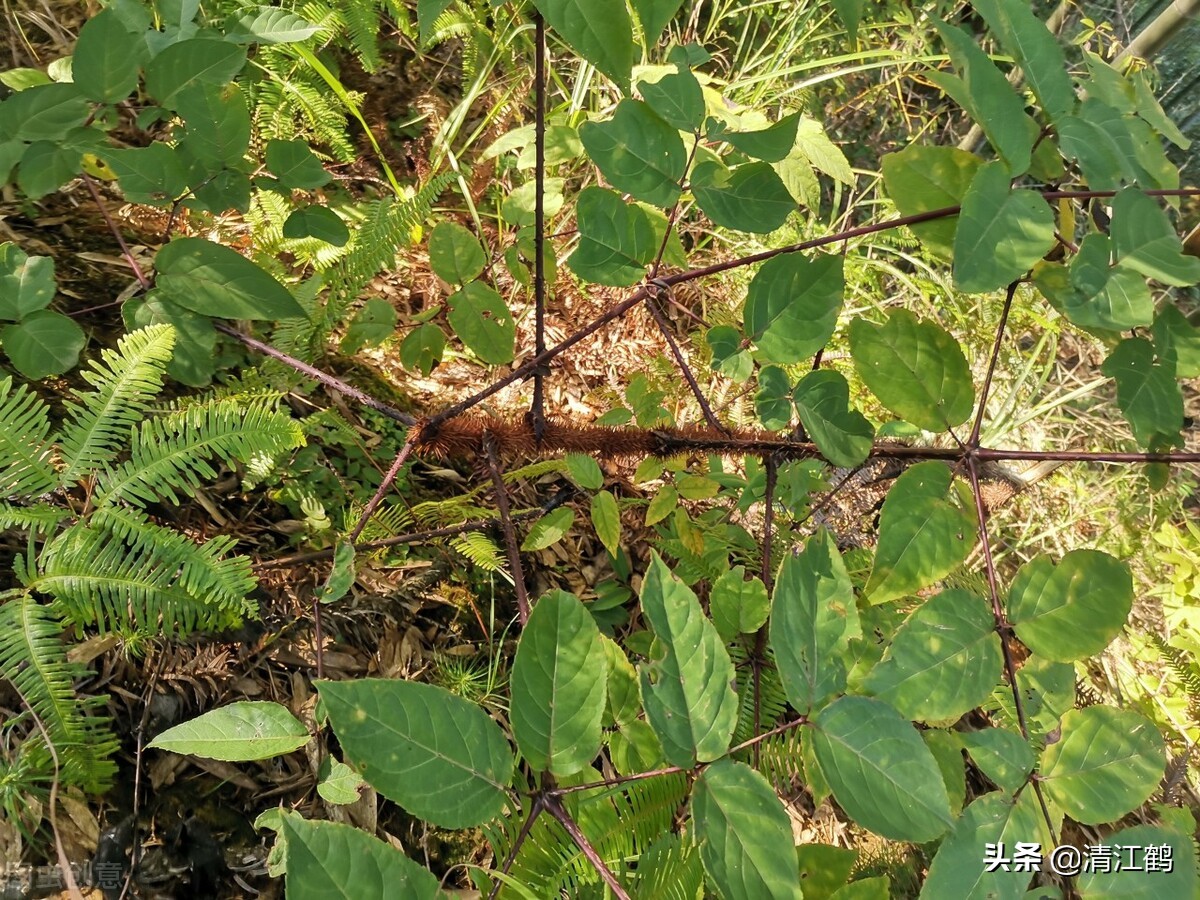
531,0,634,90
590,490,621,557
1,310,86,378
1111,188,1200,286
568,186,658,286
320,679,514,829
691,160,796,234
144,38,247,108
155,237,305,320
810,695,953,842
429,221,487,285
632,0,684,46
881,145,981,259
1008,549,1133,662
709,566,769,641
755,365,793,431
1102,338,1185,446
744,253,843,365
863,588,1002,722
919,792,1042,900
722,112,802,163
693,760,804,900
580,99,685,207
849,309,975,433
638,552,738,766
930,21,1033,175
283,207,350,246
971,0,1074,123
148,701,309,761
1077,825,1197,898
72,9,147,103
1041,706,1165,825
793,369,874,468
770,530,857,714
953,161,1055,292
266,139,330,190
865,461,975,605
280,815,440,900
961,729,1035,794
638,63,704,132
510,590,608,776
447,281,515,365
0,243,56,320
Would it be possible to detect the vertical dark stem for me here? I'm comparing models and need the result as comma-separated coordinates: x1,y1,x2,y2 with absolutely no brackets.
487,796,545,900
969,282,1018,448
81,172,151,291
484,433,531,625
751,455,778,766
530,11,548,442
542,795,631,900
644,286,727,432
312,596,325,679
348,432,419,542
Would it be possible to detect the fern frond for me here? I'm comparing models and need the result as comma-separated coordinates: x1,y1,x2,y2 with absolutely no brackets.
342,0,382,70
95,397,305,508
626,833,705,900
23,515,256,636
57,325,175,485
450,531,506,574
501,458,568,484
0,376,57,499
349,500,414,544
0,502,68,532
728,643,788,745
0,595,117,793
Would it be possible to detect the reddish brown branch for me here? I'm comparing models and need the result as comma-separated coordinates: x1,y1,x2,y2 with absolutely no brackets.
541,795,631,899
484,432,531,625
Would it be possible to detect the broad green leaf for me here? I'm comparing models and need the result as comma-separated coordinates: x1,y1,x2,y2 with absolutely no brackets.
831,0,864,43
521,506,575,551
16,140,83,199
709,566,769,641
315,540,355,605
280,815,440,899
954,161,1056,292
155,237,306,319
638,552,738,766
881,145,981,260
1041,706,1164,825
925,729,967,814
864,461,975,605
399,323,445,375
706,324,752,382
72,9,147,102
1077,825,1197,898
722,113,802,163
931,21,1033,175
744,253,843,364
531,0,634,90
284,207,350,246
796,844,858,900
0,310,85,378
1057,108,1128,191
849,309,975,433
0,83,89,142
590,490,621,557
565,453,604,489
638,63,704,132
792,369,874,467
1056,234,1155,331
755,365,793,431
417,0,454,45
320,679,513,828
1008,549,1133,662
1102,338,1184,446
122,292,217,386
0,68,50,91
792,116,854,186
811,696,953,842
501,176,564,227
191,168,252,215
693,760,804,900
580,100,685,207
991,656,1074,738
1152,305,1200,378
516,123,583,168
148,701,308,760
632,0,683,46
770,531,856,713
602,636,641,728
863,588,1002,722
961,729,1035,794
0,141,23,184
1131,70,1190,149
316,758,364,805
144,38,247,107
175,83,251,167
0,244,55,320
971,0,1074,122
447,281,515,365
919,793,1041,900
1111,188,1200,286
646,483,678,525
429,221,487,285
266,139,330,189
568,186,657,286
831,878,889,899
227,7,320,44
510,590,607,776
102,144,189,204
691,160,795,234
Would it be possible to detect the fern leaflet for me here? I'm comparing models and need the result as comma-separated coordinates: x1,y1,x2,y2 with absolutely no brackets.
0,377,57,499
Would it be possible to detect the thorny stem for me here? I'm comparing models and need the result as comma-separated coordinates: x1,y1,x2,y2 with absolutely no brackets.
348,432,420,542
751,455,777,766
541,795,631,900
644,285,728,432
487,795,545,900
485,432,531,624
970,282,1019,448
530,11,548,442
